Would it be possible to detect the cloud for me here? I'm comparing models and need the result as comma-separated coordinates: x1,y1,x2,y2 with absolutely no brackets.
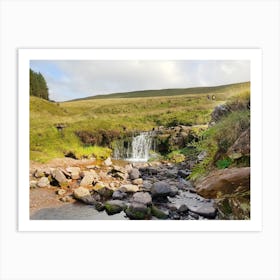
30,60,250,101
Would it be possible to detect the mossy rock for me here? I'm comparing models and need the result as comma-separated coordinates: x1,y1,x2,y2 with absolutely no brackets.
125,203,151,220
104,200,126,215
151,206,168,219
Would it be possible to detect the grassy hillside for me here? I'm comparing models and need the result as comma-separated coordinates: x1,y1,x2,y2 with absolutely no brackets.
70,82,250,101
30,82,250,162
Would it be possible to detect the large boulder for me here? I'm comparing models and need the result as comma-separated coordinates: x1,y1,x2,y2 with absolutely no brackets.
195,167,250,199
132,192,152,206
51,169,69,187
125,203,151,220
151,181,178,199
105,200,126,215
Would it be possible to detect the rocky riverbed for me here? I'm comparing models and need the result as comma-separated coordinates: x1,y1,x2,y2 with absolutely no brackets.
30,157,218,220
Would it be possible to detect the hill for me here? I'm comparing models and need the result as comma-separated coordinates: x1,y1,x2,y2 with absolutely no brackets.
69,82,250,101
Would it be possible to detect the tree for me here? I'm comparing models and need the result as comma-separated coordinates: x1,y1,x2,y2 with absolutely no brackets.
30,69,49,100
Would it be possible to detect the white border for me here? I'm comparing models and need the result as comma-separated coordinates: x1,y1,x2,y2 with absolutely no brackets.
18,48,262,232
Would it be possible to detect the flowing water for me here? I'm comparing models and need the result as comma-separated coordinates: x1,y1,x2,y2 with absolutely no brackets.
113,131,156,162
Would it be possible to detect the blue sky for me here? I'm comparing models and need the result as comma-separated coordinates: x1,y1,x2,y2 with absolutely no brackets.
30,60,250,101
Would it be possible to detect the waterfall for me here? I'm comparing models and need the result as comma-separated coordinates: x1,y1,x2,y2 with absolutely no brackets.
113,131,156,162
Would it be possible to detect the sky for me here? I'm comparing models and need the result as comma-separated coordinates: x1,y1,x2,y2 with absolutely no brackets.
30,60,250,101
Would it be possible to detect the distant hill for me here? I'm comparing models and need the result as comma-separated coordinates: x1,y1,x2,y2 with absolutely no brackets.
69,82,250,101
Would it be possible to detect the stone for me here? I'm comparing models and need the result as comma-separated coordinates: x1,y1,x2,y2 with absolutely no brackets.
177,170,191,178
93,182,106,190
95,201,105,212
66,167,81,180
112,172,127,180
132,178,143,185
104,157,113,166
30,180,38,189
73,187,91,199
112,190,127,200
188,205,217,219
227,128,250,159
51,169,69,187
210,104,231,123
132,192,152,206
37,177,50,188
80,171,97,187
178,204,189,213
57,189,66,196
60,196,72,203
197,151,207,161
125,203,151,220
142,181,152,191
151,181,177,199
96,186,113,199
119,184,139,193
129,168,140,180
195,167,250,198
34,169,45,178
105,200,126,215
151,206,169,219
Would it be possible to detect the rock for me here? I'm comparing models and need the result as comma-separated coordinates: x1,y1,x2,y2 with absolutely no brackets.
112,172,127,180
188,205,217,219
104,157,113,166
177,170,191,178
34,169,45,178
80,171,97,187
96,186,113,199
37,177,50,188
66,167,81,180
125,203,151,220
151,206,169,219
132,192,152,206
95,201,105,212
151,181,178,199
93,182,106,190
73,187,91,199
111,165,126,174
105,200,126,215
178,204,189,213
195,167,250,198
57,189,66,196
132,178,143,185
51,169,69,187
60,196,72,203
227,128,250,159
112,190,127,200
142,181,152,191
129,168,140,180
119,184,139,193
30,180,38,189
166,169,177,178
188,212,199,219
210,104,231,123
197,151,207,161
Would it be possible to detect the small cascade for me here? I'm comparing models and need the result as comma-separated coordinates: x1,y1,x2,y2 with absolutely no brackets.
113,131,156,162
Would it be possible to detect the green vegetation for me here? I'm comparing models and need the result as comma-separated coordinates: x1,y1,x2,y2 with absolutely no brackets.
71,82,249,101
30,69,49,100
189,90,250,180
30,82,250,163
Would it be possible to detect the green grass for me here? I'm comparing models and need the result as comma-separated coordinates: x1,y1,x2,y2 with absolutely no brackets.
30,82,250,162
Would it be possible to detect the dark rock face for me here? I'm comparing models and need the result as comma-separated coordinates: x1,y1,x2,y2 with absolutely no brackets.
151,181,178,199
105,200,127,215
129,168,140,180
125,203,151,220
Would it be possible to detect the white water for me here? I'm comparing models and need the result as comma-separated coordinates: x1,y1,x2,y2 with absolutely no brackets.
113,131,155,162
128,132,153,162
